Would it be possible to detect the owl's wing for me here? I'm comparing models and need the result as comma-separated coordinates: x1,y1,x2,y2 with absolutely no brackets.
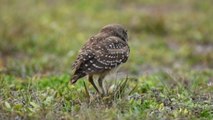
94,36,130,70
72,36,130,74
72,38,96,70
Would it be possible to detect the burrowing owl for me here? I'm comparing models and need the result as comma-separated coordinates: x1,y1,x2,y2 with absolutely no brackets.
71,24,130,95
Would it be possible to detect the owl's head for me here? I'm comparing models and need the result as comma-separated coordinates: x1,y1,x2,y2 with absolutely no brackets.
100,24,128,42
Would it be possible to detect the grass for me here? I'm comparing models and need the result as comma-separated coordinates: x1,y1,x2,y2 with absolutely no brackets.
0,0,213,119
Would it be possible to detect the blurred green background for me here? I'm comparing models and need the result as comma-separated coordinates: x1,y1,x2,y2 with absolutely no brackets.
1,0,212,76
0,0,213,119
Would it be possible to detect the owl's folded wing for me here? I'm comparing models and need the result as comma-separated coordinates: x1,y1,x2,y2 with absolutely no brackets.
94,36,130,70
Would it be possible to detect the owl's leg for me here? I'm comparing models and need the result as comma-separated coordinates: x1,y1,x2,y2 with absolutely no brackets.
98,75,106,96
88,75,100,94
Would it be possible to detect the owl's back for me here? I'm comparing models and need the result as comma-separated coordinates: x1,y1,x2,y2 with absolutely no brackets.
71,30,129,83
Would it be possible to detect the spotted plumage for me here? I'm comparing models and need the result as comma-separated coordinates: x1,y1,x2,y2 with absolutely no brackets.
71,24,130,95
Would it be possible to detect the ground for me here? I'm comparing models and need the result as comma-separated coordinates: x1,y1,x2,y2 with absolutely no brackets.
0,0,213,119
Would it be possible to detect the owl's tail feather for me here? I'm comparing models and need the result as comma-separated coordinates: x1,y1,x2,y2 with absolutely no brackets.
70,73,86,84
70,75,79,84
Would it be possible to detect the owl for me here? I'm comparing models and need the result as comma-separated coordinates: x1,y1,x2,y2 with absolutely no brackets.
71,24,130,95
